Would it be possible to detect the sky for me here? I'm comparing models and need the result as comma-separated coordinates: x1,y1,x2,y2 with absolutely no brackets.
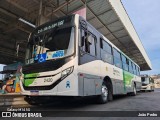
121,0,160,75
0,0,160,79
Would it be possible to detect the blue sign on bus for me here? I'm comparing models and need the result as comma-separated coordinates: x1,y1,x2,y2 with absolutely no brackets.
52,50,64,59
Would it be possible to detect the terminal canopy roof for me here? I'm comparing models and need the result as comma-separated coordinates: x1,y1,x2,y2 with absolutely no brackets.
0,0,151,70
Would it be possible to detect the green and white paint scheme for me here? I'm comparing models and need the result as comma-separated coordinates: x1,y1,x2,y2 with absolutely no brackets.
24,71,63,87
20,14,141,97
123,71,134,87
24,73,40,86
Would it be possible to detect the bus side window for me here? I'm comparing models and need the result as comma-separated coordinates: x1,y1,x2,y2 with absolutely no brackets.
138,67,140,76
136,66,140,76
81,28,96,56
113,48,122,68
100,38,113,64
136,66,139,76
122,54,129,71
129,60,133,73
88,33,96,56
81,29,88,52
135,66,138,75
81,29,85,46
126,59,129,71
133,64,136,75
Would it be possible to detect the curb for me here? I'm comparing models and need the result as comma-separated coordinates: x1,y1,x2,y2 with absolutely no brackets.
0,96,28,106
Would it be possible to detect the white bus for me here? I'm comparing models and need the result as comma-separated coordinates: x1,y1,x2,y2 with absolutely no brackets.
141,75,154,92
20,14,141,104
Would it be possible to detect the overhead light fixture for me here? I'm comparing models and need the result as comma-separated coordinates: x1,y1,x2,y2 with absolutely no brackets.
18,18,36,28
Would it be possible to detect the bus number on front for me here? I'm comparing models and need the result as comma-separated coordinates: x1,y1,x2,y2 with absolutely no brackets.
44,78,53,82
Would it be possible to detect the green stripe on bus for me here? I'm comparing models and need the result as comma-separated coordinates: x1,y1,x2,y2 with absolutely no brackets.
123,70,134,88
24,73,39,78
24,73,39,86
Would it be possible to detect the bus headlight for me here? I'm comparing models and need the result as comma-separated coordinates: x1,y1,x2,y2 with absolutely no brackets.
61,66,74,79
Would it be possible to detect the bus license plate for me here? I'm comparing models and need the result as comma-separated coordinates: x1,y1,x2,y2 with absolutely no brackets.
30,90,39,95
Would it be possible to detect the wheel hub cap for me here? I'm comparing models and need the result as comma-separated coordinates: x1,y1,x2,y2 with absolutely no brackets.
102,85,108,98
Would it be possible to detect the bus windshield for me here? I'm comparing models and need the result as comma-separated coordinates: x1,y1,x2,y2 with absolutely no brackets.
25,27,74,64
141,77,149,84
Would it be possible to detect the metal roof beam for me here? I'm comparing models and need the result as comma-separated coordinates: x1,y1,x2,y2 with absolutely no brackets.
132,52,141,56
88,9,112,21
3,27,17,33
97,26,104,30
32,0,39,4
0,46,24,59
0,8,17,18
81,0,141,64
88,16,95,21
46,2,66,16
106,27,124,36
96,9,113,16
0,38,26,50
46,0,76,17
17,27,31,34
6,0,29,13
97,19,119,30
117,34,128,39
3,21,31,34
0,33,14,42
0,18,8,24
80,0,140,64
80,0,111,34
105,19,119,26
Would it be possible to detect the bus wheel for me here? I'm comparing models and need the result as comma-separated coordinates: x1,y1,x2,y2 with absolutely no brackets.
24,96,41,106
131,84,137,96
97,81,112,104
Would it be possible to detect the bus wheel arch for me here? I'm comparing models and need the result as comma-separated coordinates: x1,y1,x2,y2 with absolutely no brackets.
103,76,113,101
134,82,136,88
96,76,113,104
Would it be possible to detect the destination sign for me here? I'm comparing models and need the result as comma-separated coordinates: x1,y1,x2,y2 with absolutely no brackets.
37,20,64,34
36,15,73,34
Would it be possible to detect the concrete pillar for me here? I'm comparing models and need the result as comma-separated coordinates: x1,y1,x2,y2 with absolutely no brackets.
36,0,50,26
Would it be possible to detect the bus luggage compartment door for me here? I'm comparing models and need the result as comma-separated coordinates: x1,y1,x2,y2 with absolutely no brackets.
83,77,102,96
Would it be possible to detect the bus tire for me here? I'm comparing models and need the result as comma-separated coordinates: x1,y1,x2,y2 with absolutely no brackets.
97,81,112,104
24,96,41,106
131,84,136,96
107,82,113,101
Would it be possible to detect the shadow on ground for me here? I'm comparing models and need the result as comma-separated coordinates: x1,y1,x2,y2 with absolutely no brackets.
29,93,141,110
